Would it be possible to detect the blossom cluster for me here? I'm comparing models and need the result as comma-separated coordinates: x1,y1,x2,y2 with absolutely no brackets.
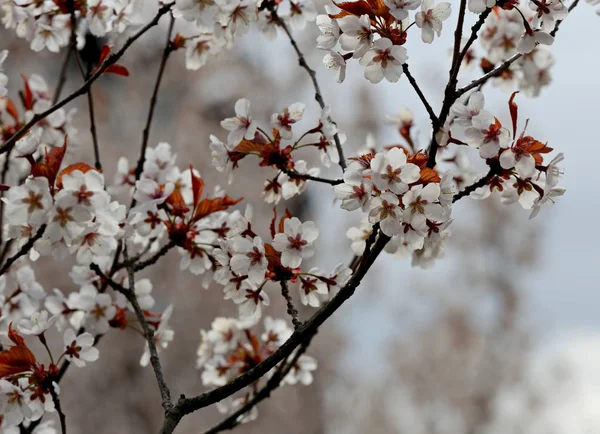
196,316,316,419
1,0,142,53
316,0,452,83
449,90,565,219
173,0,317,70
210,98,341,203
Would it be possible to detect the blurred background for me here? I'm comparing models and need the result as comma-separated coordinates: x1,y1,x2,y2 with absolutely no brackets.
1,1,599,433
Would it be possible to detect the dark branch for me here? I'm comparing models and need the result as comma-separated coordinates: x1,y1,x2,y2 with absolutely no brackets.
49,386,67,434
281,167,343,186
280,280,302,329
402,64,438,127
0,225,46,276
0,4,173,155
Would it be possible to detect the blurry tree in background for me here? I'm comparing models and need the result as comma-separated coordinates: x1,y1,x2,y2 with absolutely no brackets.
0,0,589,433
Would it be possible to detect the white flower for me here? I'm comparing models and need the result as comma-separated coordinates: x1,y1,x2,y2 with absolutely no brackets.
0,380,33,426
262,316,292,347
415,0,452,43
299,273,328,307
18,310,57,335
334,169,373,211
30,15,69,53
176,0,220,27
323,51,347,83
517,28,554,54
288,0,317,30
87,0,114,36
402,183,445,230
370,147,420,194
283,354,317,385
272,217,319,268
3,177,52,227
346,219,372,254
45,199,92,243
185,37,215,70
15,127,42,156
368,192,402,236
229,236,268,284
499,148,536,178
316,14,339,50
383,0,421,20
465,112,511,158
131,179,174,214
529,0,568,31
220,98,258,146
450,91,487,126
360,38,407,83
55,170,110,210
234,282,269,327
468,0,495,13
76,286,116,334
270,103,305,140
63,328,99,367
338,14,373,59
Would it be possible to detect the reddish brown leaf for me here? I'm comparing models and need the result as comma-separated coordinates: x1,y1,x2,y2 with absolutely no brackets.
508,91,519,138
419,168,441,184
105,64,129,77
193,196,242,221
234,138,265,154
278,208,292,234
21,75,34,111
166,188,190,217
99,45,111,65
0,324,36,379
332,0,372,17
190,166,204,209
5,98,20,122
270,208,277,239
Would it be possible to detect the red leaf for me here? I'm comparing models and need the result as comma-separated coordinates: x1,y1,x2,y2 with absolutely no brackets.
21,75,34,111
418,168,441,184
105,64,129,77
32,136,68,189
508,91,519,138
5,98,20,123
165,188,190,218
99,45,111,65
193,196,242,221
0,324,37,379
332,0,372,17
278,208,292,234
190,167,204,210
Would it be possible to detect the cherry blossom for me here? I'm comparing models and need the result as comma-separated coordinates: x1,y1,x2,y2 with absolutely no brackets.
334,169,373,211
402,183,445,230
18,310,57,336
468,0,495,13
272,217,319,268
323,51,347,83
360,38,407,84
370,147,421,194
15,127,42,156
220,98,258,146
465,112,511,158
271,103,305,140
0,380,33,426
450,91,487,127
338,14,374,59
529,0,568,31
383,0,422,20
140,305,174,367
316,13,340,50
3,177,52,227
517,27,554,54
229,236,268,284
63,328,99,367
368,192,402,236
415,0,452,44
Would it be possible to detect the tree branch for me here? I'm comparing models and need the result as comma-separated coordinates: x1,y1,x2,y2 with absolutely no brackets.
271,10,347,172
0,225,46,276
160,230,390,433
280,280,302,329
0,3,173,155
280,167,343,186
49,386,67,434
402,64,438,127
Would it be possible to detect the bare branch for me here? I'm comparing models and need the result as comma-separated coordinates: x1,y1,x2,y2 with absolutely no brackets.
271,9,347,172
0,225,46,276
0,4,173,156
280,280,302,329
402,64,438,126
49,387,67,434
280,167,343,185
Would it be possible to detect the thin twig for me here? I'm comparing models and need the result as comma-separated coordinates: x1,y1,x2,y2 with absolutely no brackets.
0,4,173,155
91,252,173,413
131,240,176,272
53,48,73,105
280,280,302,329
456,53,521,97
450,0,469,79
281,167,343,185
49,387,67,434
271,9,347,172
402,64,438,126
203,337,313,434
133,15,176,189
452,170,495,203
0,225,46,276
